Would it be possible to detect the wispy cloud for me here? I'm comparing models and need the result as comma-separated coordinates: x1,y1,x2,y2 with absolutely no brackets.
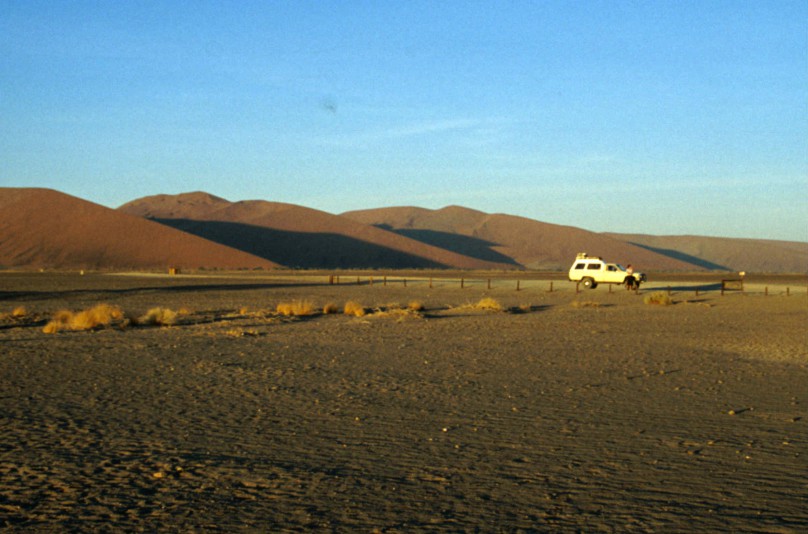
314,117,509,148
380,119,481,139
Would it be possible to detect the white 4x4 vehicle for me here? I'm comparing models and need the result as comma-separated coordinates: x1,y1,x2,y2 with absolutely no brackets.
568,253,646,289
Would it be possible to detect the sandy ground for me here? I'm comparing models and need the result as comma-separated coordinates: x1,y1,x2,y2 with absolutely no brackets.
1,272,806,532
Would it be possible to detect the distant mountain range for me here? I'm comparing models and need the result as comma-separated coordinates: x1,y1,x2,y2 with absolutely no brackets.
1,188,805,272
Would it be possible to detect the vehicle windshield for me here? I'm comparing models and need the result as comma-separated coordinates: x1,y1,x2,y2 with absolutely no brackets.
616,264,627,271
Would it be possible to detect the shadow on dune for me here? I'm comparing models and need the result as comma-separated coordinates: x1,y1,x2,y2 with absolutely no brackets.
155,219,449,269
630,243,730,271
375,226,521,267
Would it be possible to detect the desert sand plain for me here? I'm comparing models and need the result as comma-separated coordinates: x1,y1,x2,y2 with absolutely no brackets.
1,271,806,532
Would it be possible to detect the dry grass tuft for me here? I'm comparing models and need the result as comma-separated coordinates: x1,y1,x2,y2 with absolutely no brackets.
644,292,674,306
344,300,367,317
224,328,261,337
137,307,182,326
371,308,424,322
473,297,504,311
1,307,29,322
571,300,600,308
407,300,425,312
43,304,126,333
322,302,340,314
276,300,316,317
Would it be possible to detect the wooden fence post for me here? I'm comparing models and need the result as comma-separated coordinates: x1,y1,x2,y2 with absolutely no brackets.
516,280,520,291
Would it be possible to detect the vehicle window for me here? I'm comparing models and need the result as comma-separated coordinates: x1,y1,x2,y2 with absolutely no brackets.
587,264,600,270
608,266,616,271
574,263,585,270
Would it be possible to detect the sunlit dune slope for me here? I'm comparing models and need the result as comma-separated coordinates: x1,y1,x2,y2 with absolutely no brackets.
0,188,279,270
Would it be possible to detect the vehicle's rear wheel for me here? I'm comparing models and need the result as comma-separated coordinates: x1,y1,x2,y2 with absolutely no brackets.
582,277,596,289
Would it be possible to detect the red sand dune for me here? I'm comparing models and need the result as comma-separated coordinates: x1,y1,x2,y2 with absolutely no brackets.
120,193,512,270
604,233,808,273
0,188,279,270
342,206,697,271
5,188,804,272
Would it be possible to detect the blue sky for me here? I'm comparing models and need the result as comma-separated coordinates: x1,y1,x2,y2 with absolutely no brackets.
2,1,806,241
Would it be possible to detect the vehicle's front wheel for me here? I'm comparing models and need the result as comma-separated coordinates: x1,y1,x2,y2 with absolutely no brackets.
582,277,596,289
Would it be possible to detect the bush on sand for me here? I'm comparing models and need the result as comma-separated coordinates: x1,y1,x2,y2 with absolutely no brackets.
473,298,503,311
43,304,126,333
276,300,316,317
407,300,425,312
644,292,674,306
137,307,182,326
344,301,366,317
322,302,340,314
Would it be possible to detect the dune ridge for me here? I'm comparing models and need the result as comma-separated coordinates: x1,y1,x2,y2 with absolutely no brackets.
342,206,697,271
119,193,513,270
2,187,805,272
0,188,278,270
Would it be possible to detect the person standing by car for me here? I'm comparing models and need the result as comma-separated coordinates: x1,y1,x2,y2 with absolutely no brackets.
625,264,636,290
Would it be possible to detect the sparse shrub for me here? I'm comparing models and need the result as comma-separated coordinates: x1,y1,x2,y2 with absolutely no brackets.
276,300,316,316
42,320,64,334
52,310,73,324
644,292,673,306
408,300,425,312
474,298,503,311
1,307,28,321
344,301,366,317
371,308,423,322
571,301,600,308
322,302,340,314
43,304,126,333
137,307,180,326
224,328,260,337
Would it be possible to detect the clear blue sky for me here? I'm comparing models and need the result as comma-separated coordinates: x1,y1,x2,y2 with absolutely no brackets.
2,1,806,241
